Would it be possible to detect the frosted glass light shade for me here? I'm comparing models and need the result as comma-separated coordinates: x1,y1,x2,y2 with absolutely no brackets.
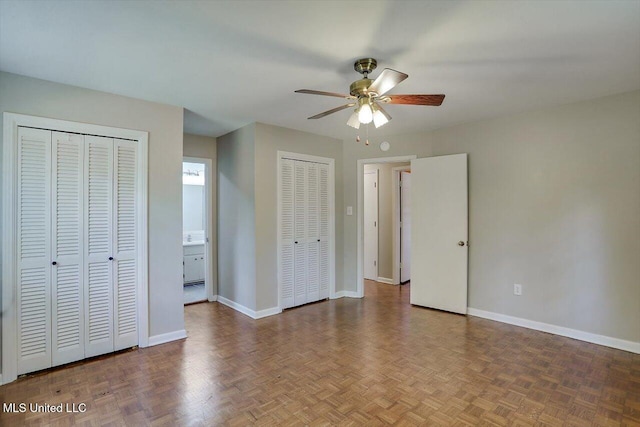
373,109,389,128
358,102,373,124
347,111,361,129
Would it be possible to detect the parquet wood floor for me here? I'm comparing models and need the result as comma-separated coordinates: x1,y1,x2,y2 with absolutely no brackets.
1,280,639,426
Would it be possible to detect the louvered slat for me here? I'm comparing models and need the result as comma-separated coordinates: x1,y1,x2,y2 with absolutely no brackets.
114,140,138,350
51,132,85,366
293,162,307,306
280,160,295,308
84,136,114,358
17,127,52,375
318,165,330,298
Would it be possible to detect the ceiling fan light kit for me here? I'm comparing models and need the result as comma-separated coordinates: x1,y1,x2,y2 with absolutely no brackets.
295,58,445,140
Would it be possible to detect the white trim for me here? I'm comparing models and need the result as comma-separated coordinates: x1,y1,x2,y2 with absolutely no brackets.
377,277,395,285
182,157,215,303
343,291,361,298
217,296,282,319
331,290,362,299
279,151,333,165
357,155,417,298
391,165,411,285
254,306,283,319
363,169,379,281
2,112,150,383
148,329,187,347
468,307,640,354
0,374,3,386
277,151,336,309
208,295,218,302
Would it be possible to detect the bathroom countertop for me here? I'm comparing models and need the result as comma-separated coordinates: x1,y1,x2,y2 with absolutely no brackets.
183,241,205,247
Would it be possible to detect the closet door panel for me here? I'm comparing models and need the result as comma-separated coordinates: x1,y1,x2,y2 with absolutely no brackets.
16,127,52,375
279,159,295,309
51,132,85,366
318,164,330,299
113,141,138,350
293,162,308,306
84,136,114,357
306,163,320,302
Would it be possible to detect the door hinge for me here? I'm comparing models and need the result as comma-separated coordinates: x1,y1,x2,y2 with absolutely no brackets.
399,262,402,268
374,260,376,266
374,221,376,227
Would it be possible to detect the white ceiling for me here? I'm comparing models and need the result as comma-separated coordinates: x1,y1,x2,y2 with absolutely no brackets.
1,0,639,140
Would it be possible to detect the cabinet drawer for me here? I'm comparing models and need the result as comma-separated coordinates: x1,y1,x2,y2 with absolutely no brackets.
183,244,204,256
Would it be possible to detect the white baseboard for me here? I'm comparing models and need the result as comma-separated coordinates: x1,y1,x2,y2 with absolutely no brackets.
377,277,396,285
331,290,361,299
208,295,218,302
332,291,346,299
0,374,3,386
467,307,640,354
254,306,282,319
148,329,187,347
217,296,281,319
343,291,361,298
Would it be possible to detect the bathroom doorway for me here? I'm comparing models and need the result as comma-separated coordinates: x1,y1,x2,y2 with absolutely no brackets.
182,158,212,304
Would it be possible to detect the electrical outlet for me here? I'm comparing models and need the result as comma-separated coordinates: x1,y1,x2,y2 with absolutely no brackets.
514,284,522,296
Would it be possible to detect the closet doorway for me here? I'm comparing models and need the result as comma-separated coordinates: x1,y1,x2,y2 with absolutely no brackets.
182,158,213,305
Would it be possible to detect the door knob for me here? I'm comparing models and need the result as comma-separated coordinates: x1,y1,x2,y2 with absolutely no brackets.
458,241,465,246
108,257,114,261
52,261,57,265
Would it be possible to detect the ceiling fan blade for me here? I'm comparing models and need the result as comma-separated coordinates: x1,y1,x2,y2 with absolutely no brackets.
368,68,408,96
386,94,445,106
295,89,355,99
308,103,355,119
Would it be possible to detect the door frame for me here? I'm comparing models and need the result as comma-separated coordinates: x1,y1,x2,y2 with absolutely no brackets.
391,165,412,285
363,169,379,281
277,151,336,310
182,157,215,302
2,112,149,385
356,155,416,298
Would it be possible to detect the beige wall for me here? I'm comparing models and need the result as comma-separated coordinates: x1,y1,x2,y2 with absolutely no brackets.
0,72,185,351
183,133,217,296
217,124,257,309
344,90,640,343
254,123,343,310
364,162,410,281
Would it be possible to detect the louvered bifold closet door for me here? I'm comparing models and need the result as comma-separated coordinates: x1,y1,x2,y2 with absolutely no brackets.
293,161,308,306
318,164,330,299
280,159,295,309
84,135,115,358
51,132,85,366
113,140,138,350
305,163,320,303
16,127,52,375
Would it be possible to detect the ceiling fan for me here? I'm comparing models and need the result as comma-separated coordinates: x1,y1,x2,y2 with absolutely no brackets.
295,58,445,129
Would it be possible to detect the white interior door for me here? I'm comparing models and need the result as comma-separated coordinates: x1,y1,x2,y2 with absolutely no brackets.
363,170,378,281
279,159,295,309
410,154,468,314
293,161,308,306
400,171,411,283
318,164,330,299
16,127,52,375
113,140,138,351
306,163,320,302
51,132,85,366
84,135,115,357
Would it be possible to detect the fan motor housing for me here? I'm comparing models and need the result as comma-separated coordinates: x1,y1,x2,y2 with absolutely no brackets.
350,78,373,97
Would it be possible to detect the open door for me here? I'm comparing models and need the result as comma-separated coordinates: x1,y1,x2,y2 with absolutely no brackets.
410,154,468,314
400,171,411,283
